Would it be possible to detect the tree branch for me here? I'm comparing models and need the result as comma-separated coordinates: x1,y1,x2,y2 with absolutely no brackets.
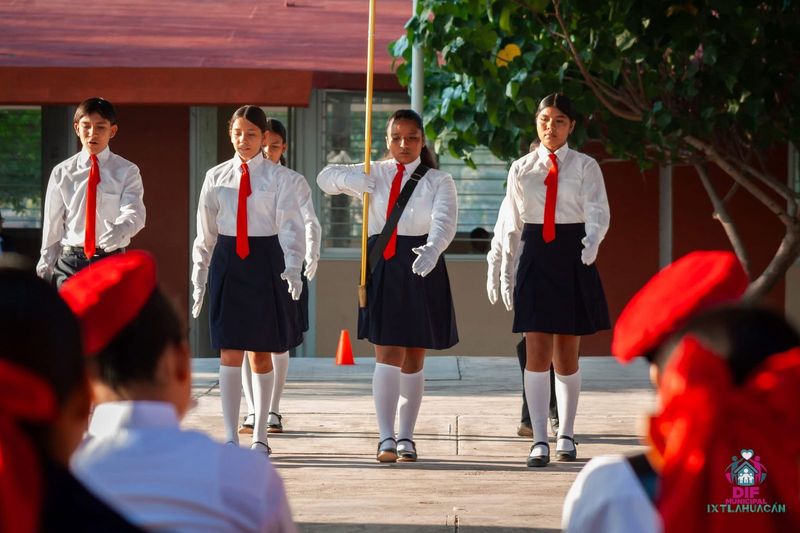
695,164,752,278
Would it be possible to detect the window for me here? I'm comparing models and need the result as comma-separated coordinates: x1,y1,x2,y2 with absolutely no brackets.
318,91,508,256
0,106,42,228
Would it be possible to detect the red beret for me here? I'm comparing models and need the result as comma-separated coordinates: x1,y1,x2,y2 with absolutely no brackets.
612,251,748,364
59,250,157,356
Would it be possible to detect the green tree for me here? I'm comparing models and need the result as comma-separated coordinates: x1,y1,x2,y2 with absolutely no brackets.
0,109,42,214
391,0,800,301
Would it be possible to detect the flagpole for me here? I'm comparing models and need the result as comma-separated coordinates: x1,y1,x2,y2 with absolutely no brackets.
359,0,377,309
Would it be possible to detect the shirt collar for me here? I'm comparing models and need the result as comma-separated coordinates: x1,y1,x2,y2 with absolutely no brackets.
77,146,111,168
87,401,180,437
236,153,265,174
536,142,570,163
391,156,421,174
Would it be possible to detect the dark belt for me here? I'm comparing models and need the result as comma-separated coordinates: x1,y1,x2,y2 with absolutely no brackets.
61,245,125,258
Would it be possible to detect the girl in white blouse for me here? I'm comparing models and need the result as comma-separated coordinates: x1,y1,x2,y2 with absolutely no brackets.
499,94,610,467
317,109,459,463
239,117,322,436
191,106,306,455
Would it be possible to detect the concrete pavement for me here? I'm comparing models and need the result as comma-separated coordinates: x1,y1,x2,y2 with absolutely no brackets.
185,356,655,532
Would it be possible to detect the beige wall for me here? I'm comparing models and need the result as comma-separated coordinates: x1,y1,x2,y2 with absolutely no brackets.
787,262,800,331
313,258,518,357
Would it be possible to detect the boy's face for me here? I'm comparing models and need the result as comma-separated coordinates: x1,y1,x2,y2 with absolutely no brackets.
74,112,117,155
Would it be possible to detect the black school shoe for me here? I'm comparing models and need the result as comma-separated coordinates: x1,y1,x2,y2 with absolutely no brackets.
527,442,550,467
396,439,418,462
376,437,398,463
267,412,283,433
238,414,255,435
556,435,577,461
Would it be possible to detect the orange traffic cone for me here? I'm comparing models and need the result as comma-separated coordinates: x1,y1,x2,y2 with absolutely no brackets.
335,329,355,365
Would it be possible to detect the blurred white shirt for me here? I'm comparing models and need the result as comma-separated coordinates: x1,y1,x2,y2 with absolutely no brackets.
562,455,661,533
316,157,458,254
192,154,306,285
73,401,297,533
38,147,145,271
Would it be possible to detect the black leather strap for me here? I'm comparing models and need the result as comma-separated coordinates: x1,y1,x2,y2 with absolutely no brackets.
367,164,429,274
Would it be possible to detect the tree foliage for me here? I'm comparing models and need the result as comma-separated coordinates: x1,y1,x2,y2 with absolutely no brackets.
0,109,42,214
391,0,800,300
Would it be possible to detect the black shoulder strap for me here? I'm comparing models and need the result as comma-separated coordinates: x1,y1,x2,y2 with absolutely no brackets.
627,453,658,503
367,164,430,273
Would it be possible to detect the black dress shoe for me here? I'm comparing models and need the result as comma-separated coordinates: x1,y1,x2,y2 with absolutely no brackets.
396,439,418,462
526,441,550,467
556,435,577,461
376,437,397,463
267,412,283,433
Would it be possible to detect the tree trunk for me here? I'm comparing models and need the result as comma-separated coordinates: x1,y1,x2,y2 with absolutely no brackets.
744,221,800,302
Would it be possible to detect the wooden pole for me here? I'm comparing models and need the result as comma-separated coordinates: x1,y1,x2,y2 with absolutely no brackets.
359,0,377,308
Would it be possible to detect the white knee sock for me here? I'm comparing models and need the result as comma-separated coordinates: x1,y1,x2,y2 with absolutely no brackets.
372,362,401,441
555,369,581,451
523,369,551,452
398,369,424,442
252,370,275,445
269,352,289,422
241,357,255,417
219,365,243,444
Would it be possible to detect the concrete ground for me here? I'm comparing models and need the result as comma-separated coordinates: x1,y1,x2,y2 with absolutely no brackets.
185,356,655,532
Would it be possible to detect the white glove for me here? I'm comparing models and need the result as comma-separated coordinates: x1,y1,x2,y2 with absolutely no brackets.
344,170,376,195
486,258,500,305
98,220,129,252
281,268,302,300
303,254,319,281
500,256,515,312
581,236,599,265
36,262,53,281
411,244,439,277
191,283,205,319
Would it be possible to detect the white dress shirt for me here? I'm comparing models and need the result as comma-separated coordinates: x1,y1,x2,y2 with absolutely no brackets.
192,155,306,285
37,147,145,271
500,143,610,259
562,455,662,533
316,157,458,254
73,401,297,533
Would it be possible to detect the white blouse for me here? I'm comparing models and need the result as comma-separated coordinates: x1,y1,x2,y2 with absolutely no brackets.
192,154,305,285
283,165,321,262
38,147,146,271
316,157,458,255
501,143,610,257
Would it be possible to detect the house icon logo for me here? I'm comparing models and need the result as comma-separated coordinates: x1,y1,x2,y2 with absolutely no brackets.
725,449,767,487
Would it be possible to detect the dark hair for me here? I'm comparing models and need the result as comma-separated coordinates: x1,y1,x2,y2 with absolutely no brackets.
265,117,288,166
229,105,268,133
92,287,184,391
386,109,438,169
0,269,85,453
74,97,118,125
536,93,576,122
655,306,800,385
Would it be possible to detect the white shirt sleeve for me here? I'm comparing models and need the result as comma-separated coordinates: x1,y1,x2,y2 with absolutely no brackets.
296,177,321,261
114,164,146,237
500,160,525,275
427,173,458,254
275,173,306,272
316,163,365,198
191,171,219,286
581,159,610,245
38,167,66,272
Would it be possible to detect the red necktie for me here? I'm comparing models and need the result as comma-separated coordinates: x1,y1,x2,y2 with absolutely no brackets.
84,154,100,258
383,163,405,260
236,163,252,259
542,153,558,243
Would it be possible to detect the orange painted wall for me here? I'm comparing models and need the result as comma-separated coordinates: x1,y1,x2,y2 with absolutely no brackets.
110,106,190,317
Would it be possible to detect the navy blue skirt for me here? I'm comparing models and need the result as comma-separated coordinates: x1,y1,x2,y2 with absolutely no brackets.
208,235,303,352
298,271,309,332
358,234,458,349
513,223,610,335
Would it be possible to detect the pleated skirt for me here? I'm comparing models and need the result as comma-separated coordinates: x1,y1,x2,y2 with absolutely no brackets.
358,234,459,349
208,235,303,352
512,223,610,335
